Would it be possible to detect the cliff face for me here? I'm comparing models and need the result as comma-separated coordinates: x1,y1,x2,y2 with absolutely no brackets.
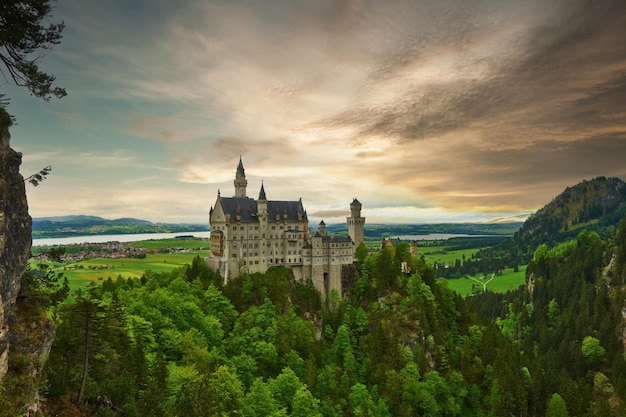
0,110,54,414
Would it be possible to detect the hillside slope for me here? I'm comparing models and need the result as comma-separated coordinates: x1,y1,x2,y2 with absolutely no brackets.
485,176,626,264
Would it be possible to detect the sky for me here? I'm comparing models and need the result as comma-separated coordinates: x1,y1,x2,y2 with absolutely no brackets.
3,0,626,225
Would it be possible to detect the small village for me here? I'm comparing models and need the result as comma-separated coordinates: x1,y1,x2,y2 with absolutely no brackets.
30,241,197,263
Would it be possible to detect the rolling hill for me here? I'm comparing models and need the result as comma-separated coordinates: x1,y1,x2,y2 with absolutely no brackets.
32,215,209,238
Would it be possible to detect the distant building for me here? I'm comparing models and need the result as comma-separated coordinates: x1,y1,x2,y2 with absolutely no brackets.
380,237,418,257
208,158,365,299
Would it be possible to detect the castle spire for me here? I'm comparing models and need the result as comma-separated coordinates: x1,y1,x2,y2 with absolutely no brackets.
234,157,248,197
259,180,267,201
236,156,245,179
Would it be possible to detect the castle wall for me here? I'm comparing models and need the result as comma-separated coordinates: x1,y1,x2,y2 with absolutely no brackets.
208,161,363,299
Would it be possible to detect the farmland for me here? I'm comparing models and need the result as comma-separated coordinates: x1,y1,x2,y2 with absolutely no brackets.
416,240,527,296
31,237,210,291
33,236,526,295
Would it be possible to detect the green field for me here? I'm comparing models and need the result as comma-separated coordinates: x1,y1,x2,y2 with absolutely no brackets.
36,251,209,291
31,238,210,291
35,237,526,295
444,265,527,296
127,238,210,250
417,241,527,296
420,246,478,266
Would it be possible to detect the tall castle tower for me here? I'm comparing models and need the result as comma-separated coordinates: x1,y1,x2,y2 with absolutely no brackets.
234,156,247,197
347,198,365,247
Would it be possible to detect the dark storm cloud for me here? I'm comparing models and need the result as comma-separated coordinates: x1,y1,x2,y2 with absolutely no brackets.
320,0,626,148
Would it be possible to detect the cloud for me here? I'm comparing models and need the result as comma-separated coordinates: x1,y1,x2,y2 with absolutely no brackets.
14,0,626,224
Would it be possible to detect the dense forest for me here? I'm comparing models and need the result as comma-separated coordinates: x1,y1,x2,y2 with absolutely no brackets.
438,177,626,279
5,213,625,416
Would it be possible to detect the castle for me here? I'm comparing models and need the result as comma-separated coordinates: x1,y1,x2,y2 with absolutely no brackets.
208,158,365,299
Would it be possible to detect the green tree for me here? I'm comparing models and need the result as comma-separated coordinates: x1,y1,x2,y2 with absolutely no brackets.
291,386,323,417
581,336,606,367
139,349,169,417
376,247,396,292
547,299,560,328
0,0,66,102
355,242,368,267
205,365,244,416
242,378,282,417
546,393,569,417
62,288,106,404
269,367,302,413
22,263,69,307
349,383,390,417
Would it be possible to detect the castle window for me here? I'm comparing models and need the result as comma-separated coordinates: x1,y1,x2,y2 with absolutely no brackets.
240,226,244,230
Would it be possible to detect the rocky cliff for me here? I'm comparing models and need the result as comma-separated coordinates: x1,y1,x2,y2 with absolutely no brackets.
0,108,54,414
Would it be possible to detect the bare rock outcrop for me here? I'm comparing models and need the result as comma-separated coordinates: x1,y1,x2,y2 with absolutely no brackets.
0,109,54,415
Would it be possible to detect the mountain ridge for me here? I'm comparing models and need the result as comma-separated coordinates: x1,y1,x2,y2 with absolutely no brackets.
32,215,209,238
483,176,626,265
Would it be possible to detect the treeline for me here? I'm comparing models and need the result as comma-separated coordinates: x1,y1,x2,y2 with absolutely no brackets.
481,177,626,268
432,237,520,280
7,223,624,416
467,221,626,416
324,223,522,238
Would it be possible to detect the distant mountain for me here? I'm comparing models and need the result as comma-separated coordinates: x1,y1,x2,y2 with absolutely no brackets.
486,176,626,263
32,215,209,238
325,222,523,237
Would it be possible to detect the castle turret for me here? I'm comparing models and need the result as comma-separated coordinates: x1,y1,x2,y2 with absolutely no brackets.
318,220,326,236
347,198,365,247
234,156,247,197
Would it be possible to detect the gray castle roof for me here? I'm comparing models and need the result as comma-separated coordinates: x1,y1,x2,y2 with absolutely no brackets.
216,196,307,223
303,234,353,248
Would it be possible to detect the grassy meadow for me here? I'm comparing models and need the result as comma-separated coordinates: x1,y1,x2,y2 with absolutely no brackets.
443,265,528,296
417,241,527,296
31,238,210,291
34,237,526,295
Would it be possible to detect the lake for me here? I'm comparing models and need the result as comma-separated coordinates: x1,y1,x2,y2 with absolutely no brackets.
391,233,503,240
32,231,212,247
32,231,502,247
